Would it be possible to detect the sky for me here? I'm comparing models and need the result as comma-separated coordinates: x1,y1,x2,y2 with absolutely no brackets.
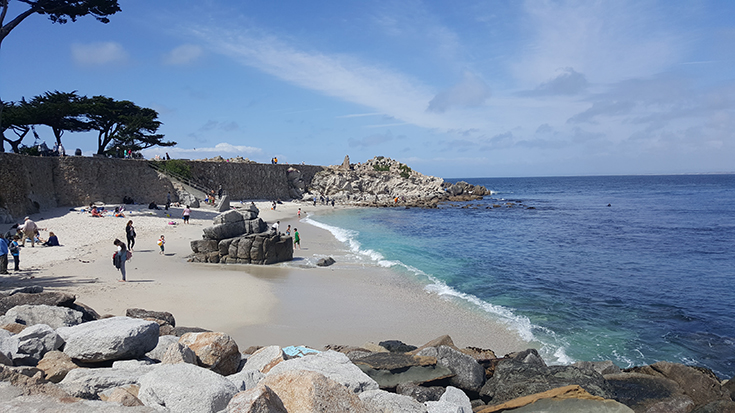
1,0,734,178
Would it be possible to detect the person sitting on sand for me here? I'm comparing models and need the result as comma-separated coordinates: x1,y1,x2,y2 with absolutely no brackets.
91,207,103,218
114,207,125,218
44,232,59,246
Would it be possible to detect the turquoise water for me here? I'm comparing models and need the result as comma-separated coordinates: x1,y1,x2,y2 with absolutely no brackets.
304,175,735,379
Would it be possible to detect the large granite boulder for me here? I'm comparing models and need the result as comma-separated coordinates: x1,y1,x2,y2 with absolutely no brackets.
59,365,157,399
14,323,64,364
353,352,453,389
225,384,288,413
241,345,285,374
260,369,374,413
425,386,472,413
228,369,266,392
191,239,219,254
479,349,612,405
57,317,160,363
0,291,76,315
416,345,486,393
144,335,179,362
179,332,241,376
161,342,197,365
37,350,78,383
396,382,446,403
265,350,379,394
202,213,266,240
629,361,731,409
3,304,83,329
138,363,239,413
359,389,428,413
604,372,690,412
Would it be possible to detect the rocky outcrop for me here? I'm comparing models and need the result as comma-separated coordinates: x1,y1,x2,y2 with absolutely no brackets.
189,207,293,265
308,156,491,208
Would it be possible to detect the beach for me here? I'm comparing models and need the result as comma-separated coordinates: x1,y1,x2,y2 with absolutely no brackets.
0,200,529,355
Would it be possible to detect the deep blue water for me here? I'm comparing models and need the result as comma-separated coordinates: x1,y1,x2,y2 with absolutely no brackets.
305,175,735,379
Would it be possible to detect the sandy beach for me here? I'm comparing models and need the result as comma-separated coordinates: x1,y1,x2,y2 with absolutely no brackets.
0,201,530,355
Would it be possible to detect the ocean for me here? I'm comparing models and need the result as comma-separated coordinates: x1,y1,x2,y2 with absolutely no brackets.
303,174,735,379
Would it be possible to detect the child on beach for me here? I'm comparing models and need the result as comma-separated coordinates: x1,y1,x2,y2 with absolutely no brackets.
293,228,301,250
157,235,165,255
10,236,20,271
182,206,191,224
286,225,291,236
297,208,301,219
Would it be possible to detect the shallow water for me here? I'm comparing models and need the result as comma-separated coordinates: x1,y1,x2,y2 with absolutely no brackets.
307,174,735,379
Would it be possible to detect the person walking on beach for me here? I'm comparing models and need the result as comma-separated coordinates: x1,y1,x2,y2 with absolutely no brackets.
10,236,20,271
157,235,165,255
125,220,136,251
113,239,128,281
19,217,38,247
0,236,9,274
293,228,301,250
285,225,291,236
297,208,301,219
182,206,191,224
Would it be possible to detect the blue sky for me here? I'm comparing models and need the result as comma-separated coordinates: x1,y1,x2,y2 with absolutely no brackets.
1,0,733,178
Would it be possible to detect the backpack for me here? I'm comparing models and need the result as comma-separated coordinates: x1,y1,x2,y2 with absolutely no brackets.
126,250,133,260
8,241,18,255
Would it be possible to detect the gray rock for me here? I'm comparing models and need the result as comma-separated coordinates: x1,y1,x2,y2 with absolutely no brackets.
144,334,179,361
4,304,83,328
57,317,159,362
479,348,612,404
37,350,78,383
138,363,239,413
261,369,374,413
191,239,219,253
125,308,176,327
573,360,622,375
0,291,76,315
266,350,379,394
360,389,428,413
425,386,472,413
225,385,287,412
0,285,44,298
214,210,246,225
723,377,735,402
173,326,211,336
59,365,157,399
241,345,285,373
14,323,64,364
217,195,231,212
691,400,735,413
630,361,731,408
0,330,17,366
379,340,418,353
417,345,486,393
112,359,155,369
161,342,197,365
228,369,265,392
605,372,693,412
316,257,336,267
396,382,446,403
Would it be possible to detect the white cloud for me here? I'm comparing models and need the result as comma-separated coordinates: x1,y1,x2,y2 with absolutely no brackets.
143,142,262,159
163,44,203,65
71,42,128,66
427,71,492,113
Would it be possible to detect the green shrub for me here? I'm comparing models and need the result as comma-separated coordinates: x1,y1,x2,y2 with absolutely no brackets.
160,159,192,179
373,164,391,172
399,164,411,178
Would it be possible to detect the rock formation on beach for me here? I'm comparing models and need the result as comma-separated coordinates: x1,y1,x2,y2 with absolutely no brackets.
308,156,491,208
188,204,293,265
1,287,734,412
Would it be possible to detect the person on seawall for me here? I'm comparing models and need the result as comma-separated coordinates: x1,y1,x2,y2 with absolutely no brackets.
126,221,136,251
113,239,128,282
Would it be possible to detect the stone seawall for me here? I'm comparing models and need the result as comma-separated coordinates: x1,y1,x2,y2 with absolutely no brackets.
0,153,325,221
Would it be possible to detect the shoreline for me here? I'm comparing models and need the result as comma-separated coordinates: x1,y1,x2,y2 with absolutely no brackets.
0,201,530,355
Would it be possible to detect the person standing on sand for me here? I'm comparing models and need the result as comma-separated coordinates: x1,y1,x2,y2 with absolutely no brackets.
0,236,9,274
113,239,128,281
125,221,136,251
19,217,38,247
10,236,20,271
285,225,291,236
182,206,191,224
271,221,280,235
297,208,301,219
158,235,165,255
293,228,301,250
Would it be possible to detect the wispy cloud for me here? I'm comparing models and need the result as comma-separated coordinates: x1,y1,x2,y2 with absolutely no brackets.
144,142,262,158
71,42,128,66
427,71,491,113
163,44,203,65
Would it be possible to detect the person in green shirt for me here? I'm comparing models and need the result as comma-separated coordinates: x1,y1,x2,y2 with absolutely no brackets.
293,228,301,250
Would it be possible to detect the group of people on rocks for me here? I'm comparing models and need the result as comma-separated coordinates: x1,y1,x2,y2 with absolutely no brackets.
0,217,59,274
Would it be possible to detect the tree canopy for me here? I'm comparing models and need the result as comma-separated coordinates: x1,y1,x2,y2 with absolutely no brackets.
0,0,121,48
0,92,176,156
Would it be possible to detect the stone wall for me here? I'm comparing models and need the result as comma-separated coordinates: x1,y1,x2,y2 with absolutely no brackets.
0,153,325,222
186,162,324,200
